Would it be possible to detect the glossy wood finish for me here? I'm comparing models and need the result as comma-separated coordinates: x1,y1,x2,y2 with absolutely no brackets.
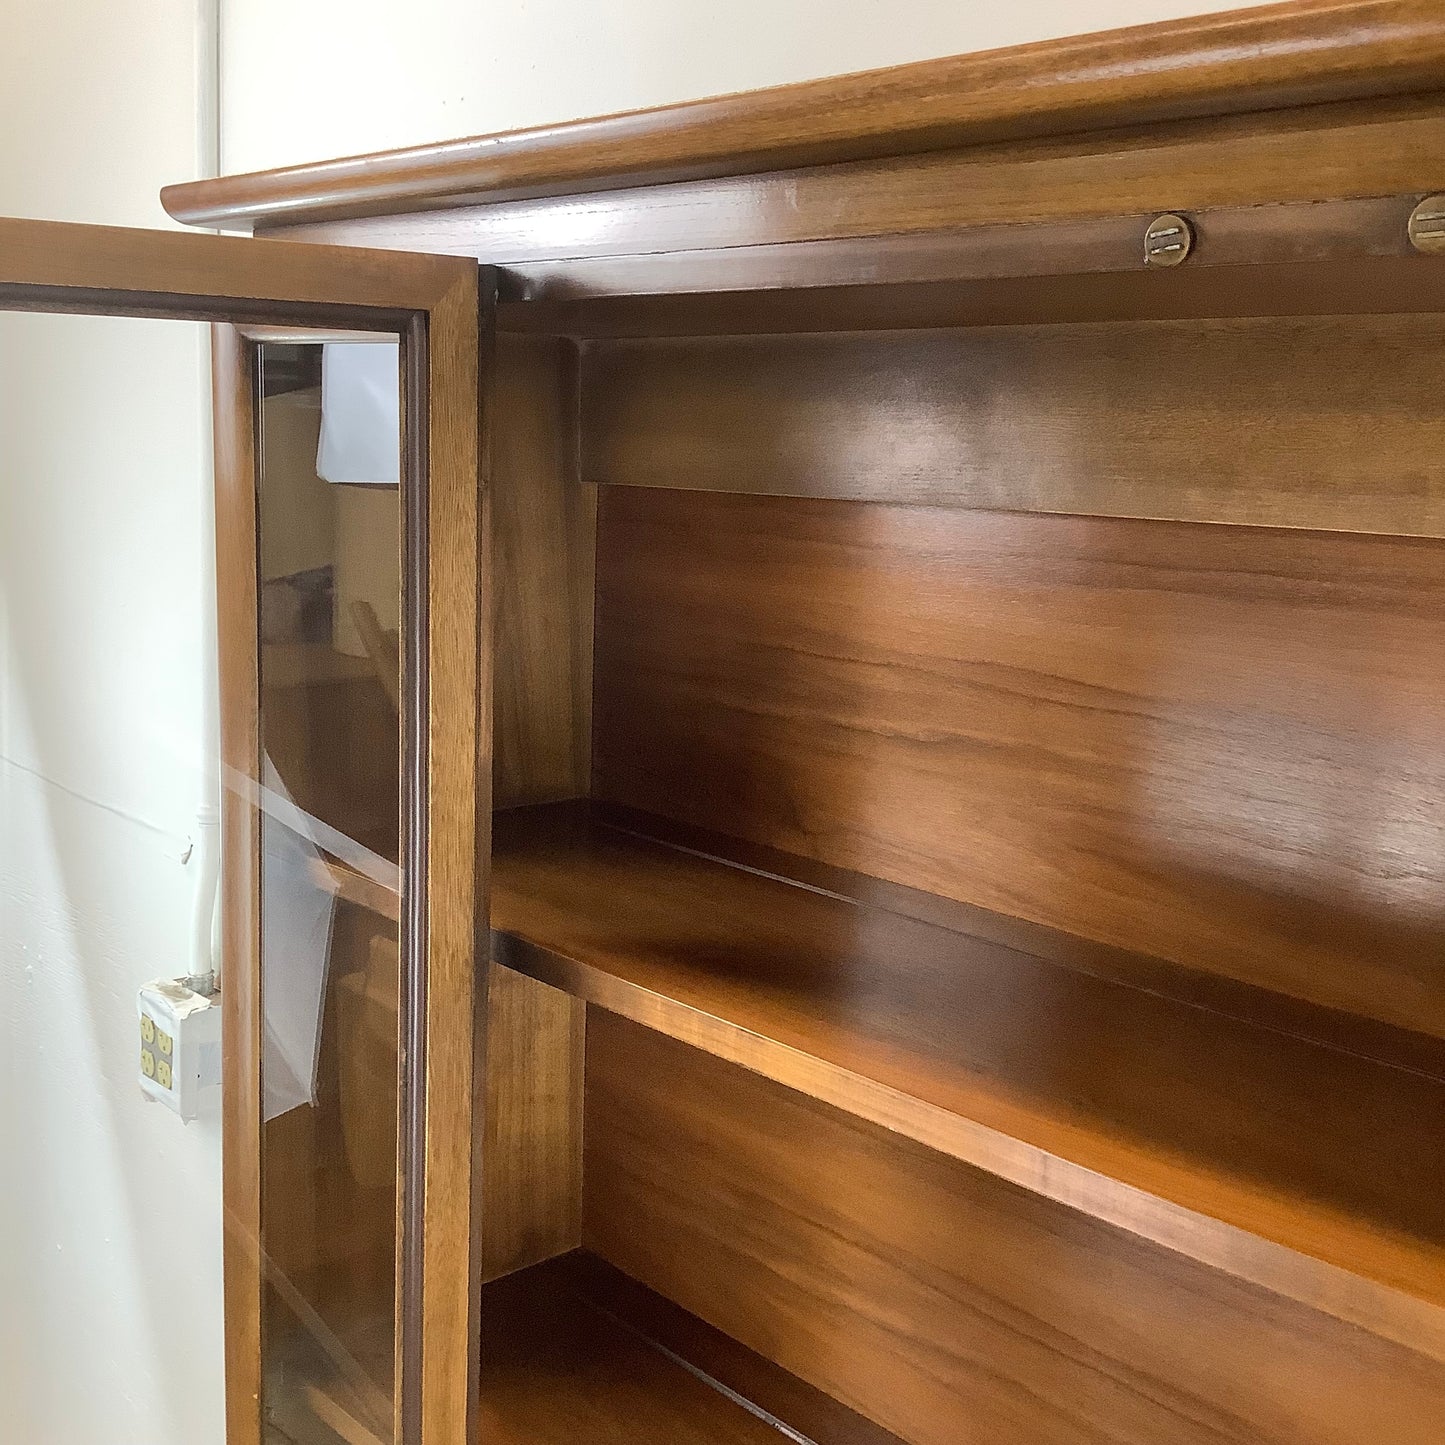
212,325,264,1445
303,874,586,1288
593,487,1445,1039
156,9,1445,1430
491,334,592,809
563,1252,905,1445
320,856,402,924
584,317,1445,533
497,193,1445,336
392,252,482,1445
587,802,1445,1079
0,216,464,323
255,91,1445,282
490,803,1445,1355
510,253,1445,340
479,967,584,1282
509,193,1428,307
270,1254,819,1445
482,328,592,1285
164,0,1445,229
586,1015,1445,1445
475,1258,790,1443
0,215,480,1445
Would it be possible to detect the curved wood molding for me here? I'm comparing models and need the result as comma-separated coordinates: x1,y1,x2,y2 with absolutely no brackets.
165,0,1445,229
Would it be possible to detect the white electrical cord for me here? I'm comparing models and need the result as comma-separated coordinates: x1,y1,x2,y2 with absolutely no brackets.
186,801,220,996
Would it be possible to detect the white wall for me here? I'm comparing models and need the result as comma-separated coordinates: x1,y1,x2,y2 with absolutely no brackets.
220,0,1281,175
0,3,224,1444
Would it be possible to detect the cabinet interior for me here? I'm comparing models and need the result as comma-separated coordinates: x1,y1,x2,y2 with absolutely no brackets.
264,272,1445,1442
482,277,1445,1442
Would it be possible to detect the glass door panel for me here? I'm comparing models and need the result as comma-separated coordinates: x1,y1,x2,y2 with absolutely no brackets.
254,338,404,1445
0,218,483,1445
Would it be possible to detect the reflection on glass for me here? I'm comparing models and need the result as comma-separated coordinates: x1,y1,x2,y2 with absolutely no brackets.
256,340,403,1444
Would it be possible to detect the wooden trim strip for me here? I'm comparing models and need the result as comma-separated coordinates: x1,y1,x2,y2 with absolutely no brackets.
414,269,484,1445
251,92,1445,271
162,0,1445,230
0,217,466,318
212,326,263,1445
505,193,1420,306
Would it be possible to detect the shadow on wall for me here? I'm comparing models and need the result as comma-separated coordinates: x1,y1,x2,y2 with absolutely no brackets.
0,308,223,1445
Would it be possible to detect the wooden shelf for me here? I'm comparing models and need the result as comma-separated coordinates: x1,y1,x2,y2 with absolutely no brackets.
313,854,401,924
491,801,1445,1360
267,1258,815,1445
477,1256,879,1445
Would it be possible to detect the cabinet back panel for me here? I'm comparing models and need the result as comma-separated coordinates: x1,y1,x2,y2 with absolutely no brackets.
592,486,1445,1036
582,318,1445,536
584,1012,1445,1445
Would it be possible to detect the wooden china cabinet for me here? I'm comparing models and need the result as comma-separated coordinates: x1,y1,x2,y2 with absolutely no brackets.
28,0,1445,1441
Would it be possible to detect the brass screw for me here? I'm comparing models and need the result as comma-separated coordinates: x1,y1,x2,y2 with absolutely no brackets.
1408,195,1445,255
1144,213,1194,269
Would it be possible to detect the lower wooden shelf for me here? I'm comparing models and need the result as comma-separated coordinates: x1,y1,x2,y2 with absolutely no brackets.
480,1255,896,1445
491,800,1445,1360
267,1256,875,1445
477,1261,794,1444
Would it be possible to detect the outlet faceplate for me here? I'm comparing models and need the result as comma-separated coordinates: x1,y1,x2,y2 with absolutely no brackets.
138,979,220,1122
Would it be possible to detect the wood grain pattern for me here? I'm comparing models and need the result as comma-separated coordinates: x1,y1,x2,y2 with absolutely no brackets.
483,329,591,1286
408,265,482,1445
589,800,1445,1080
0,215,467,322
0,212,486,1445
272,1254,818,1445
504,253,1445,340
479,966,584,1282
212,324,263,1445
561,1252,907,1445
506,193,1425,307
300,880,586,1285
585,1014,1445,1445
491,334,593,807
476,1258,790,1443
490,804,1445,1356
162,0,1445,228
583,317,1445,535
593,487,1445,1039
256,91,1445,274
56,221,478,1445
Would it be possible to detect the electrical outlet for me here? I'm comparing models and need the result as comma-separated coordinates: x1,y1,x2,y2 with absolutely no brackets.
137,980,220,1122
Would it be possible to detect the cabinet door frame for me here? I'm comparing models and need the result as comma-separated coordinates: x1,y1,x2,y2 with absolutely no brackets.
0,216,484,1445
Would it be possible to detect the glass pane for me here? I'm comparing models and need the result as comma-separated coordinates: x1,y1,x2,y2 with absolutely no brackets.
255,338,405,1444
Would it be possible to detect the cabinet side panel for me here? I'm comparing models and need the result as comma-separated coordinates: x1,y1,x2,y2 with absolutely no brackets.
583,1012,1445,1445
592,486,1445,1038
480,966,584,1282
484,333,590,1277
492,332,594,808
